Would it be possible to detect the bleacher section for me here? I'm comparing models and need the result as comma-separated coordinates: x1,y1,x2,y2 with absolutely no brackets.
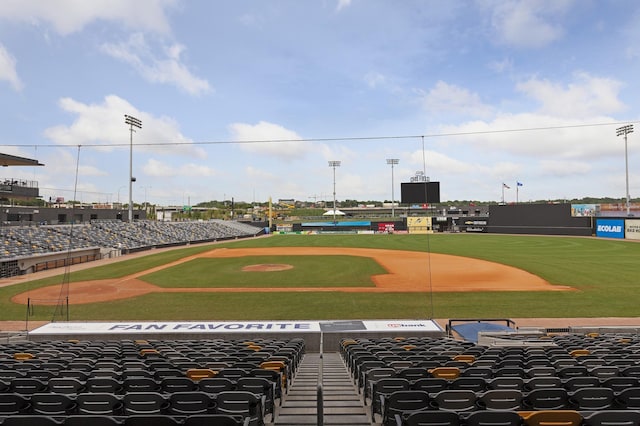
0,220,263,259
342,332,640,425
8,331,640,424
0,337,304,426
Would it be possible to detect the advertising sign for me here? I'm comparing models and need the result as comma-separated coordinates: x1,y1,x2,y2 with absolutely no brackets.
625,219,640,241
30,320,441,335
595,219,625,239
377,222,395,233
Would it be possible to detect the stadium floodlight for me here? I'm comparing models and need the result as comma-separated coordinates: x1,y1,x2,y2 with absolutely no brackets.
328,161,341,224
125,114,142,222
386,159,399,218
616,124,634,216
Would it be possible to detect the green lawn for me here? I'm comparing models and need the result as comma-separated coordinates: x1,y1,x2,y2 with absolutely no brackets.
3,233,640,321
141,256,384,288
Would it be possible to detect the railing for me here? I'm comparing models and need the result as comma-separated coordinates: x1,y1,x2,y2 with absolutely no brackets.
317,331,324,426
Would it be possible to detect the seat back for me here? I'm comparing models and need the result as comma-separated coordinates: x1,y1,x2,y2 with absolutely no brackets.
522,388,569,410
476,389,523,411
30,393,77,415
405,410,461,426
167,391,214,415
568,387,614,410
122,392,169,415
198,377,236,395
466,410,523,426
382,390,431,425
76,392,123,415
215,391,263,426
431,389,477,412
582,410,640,426
522,410,582,426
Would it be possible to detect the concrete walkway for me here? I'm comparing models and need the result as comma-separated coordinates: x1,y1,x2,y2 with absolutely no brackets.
274,352,370,425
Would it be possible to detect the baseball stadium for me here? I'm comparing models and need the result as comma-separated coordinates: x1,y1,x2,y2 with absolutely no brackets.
2,153,640,425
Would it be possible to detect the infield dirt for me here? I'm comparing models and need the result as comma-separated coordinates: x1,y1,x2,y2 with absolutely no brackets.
11,246,573,306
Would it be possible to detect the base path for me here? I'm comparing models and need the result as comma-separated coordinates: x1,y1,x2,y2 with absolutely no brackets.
11,247,573,306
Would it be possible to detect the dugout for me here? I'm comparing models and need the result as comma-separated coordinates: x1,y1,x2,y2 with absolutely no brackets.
487,203,592,236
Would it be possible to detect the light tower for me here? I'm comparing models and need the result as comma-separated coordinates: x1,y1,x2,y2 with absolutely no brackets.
616,124,634,216
328,161,341,224
125,114,142,222
386,159,399,218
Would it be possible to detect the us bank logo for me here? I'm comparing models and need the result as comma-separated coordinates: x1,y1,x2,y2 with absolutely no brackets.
596,219,625,239
388,323,427,328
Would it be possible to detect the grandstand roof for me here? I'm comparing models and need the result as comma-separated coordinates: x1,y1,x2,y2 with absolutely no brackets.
0,152,44,167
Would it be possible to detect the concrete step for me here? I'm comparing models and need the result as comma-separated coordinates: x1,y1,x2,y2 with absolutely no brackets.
274,352,371,425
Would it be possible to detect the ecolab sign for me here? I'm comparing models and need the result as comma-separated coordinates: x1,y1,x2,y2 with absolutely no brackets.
596,219,625,239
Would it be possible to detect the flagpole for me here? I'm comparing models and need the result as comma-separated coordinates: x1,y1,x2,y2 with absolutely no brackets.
501,184,505,204
516,183,519,204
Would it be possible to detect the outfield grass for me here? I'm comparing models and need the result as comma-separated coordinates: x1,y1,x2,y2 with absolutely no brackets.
4,233,640,321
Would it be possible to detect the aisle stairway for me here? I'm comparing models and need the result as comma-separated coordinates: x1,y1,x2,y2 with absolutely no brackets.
274,352,371,425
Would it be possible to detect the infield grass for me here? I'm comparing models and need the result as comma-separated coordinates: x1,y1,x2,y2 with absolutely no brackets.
3,233,640,321
142,256,384,288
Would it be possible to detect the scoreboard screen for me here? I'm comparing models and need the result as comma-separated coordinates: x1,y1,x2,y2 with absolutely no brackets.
401,182,440,204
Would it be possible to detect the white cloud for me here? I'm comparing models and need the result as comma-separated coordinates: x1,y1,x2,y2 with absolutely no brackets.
101,33,211,96
481,0,573,48
0,43,23,90
423,81,493,118
540,160,592,177
143,158,217,177
429,72,628,164
229,121,312,160
0,0,176,35
516,72,625,119
364,71,386,89
336,0,352,12
439,114,622,161
43,95,206,158
487,57,513,74
245,166,276,181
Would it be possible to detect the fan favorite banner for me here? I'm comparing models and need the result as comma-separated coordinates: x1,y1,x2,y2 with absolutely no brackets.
30,320,441,335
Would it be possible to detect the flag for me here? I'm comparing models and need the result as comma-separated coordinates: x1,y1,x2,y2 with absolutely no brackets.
517,181,523,187
503,183,510,189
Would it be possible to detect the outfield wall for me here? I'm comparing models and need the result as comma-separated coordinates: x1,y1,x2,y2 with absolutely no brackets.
487,204,592,236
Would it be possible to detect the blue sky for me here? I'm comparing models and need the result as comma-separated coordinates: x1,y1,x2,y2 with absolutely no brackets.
0,0,639,206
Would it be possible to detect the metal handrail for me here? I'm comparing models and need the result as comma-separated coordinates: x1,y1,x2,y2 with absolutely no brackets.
317,331,324,426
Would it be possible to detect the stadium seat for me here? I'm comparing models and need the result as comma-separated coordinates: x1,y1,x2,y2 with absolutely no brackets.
122,392,170,415
166,391,214,415
30,393,77,415
582,410,640,426
370,378,411,422
214,390,264,426
521,410,582,426
0,392,31,415
476,389,523,411
380,390,431,426
2,416,62,426
429,389,477,412
465,410,523,426
182,414,247,426
404,410,461,426
64,416,123,426
522,388,570,410
76,392,124,415
123,415,181,426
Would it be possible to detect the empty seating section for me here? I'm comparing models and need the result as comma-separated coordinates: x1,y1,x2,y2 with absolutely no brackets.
0,337,303,425
342,333,640,425
0,219,262,260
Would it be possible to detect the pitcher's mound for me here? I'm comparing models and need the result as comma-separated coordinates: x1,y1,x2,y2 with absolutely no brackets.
242,264,293,272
